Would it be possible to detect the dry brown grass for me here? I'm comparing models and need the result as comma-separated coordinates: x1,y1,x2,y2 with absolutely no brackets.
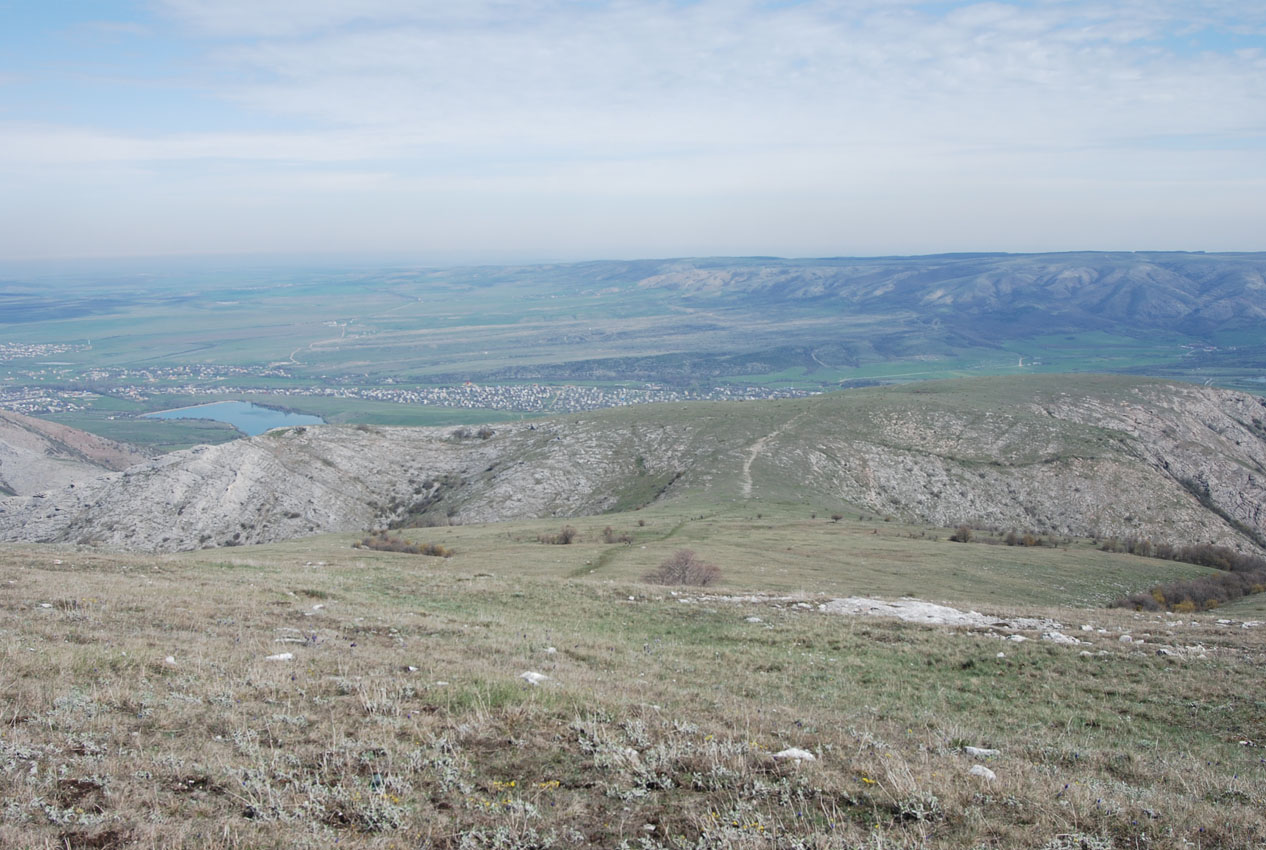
1,541,1263,849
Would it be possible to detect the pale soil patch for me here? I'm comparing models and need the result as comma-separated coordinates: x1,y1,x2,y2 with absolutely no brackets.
681,591,1058,630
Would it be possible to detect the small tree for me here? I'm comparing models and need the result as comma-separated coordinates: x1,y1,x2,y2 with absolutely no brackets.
949,525,973,543
644,549,721,586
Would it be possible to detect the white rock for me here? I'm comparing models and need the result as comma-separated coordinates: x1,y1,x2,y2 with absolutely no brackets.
39,603,52,609
544,646,557,654
265,652,294,662
164,655,177,666
968,764,996,781
1008,634,1027,643
745,616,762,623
964,746,999,758
312,604,324,611
773,748,816,761
520,671,548,686
996,652,1006,658
1080,650,1093,657
1042,631,1081,645
1080,625,1094,631
1119,635,1133,643
817,597,1055,630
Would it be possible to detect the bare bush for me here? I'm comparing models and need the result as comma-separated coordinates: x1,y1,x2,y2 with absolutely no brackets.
643,549,721,586
353,532,452,557
949,525,973,543
1112,568,1266,612
600,526,633,544
538,525,578,545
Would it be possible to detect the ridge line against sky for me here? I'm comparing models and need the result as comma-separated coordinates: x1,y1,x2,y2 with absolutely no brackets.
1,0,1264,263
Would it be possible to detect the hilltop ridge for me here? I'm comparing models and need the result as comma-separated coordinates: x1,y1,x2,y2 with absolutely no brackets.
1,375,1262,553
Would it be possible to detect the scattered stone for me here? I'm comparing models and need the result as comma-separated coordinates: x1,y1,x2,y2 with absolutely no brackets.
164,655,177,666
964,746,999,759
1119,635,1133,643
406,666,419,672
520,671,548,686
39,603,52,608
773,748,816,762
1156,648,1176,657
544,646,557,654
312,604,324,611
1080,650,1093,657
996,652,1006,658
1008,635,1027,643
745,616,763,623
265,652,294,662
1042,631,1081,645
1080,624,1094,631
968,764,996,781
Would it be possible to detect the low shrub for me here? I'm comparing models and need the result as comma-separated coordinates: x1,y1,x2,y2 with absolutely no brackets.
353,532,452,557
600,526,633,544
1112,568,1266,612
643,549,721,586
538,525,578,545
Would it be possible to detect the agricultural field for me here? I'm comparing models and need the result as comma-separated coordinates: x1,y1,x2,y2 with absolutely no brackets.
5,253,1266,449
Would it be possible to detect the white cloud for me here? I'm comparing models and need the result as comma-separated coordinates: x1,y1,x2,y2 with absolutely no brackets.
2,1,1264,258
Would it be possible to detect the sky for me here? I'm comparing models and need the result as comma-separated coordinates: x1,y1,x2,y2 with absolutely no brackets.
1,0,1264,263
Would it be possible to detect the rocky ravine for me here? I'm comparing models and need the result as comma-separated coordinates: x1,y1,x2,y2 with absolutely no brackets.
0,376,1263,553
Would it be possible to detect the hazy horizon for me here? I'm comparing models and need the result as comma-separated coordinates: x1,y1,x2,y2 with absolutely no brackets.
3,1,1264,262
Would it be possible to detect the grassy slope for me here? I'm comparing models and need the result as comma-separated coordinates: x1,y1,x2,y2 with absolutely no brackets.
2,507,1262,849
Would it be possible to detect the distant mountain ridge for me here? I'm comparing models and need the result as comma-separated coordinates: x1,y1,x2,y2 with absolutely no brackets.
1,375,1262,554
629,252,1266,333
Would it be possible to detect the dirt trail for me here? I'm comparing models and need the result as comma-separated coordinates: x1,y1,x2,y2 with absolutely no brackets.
741,414,806,499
